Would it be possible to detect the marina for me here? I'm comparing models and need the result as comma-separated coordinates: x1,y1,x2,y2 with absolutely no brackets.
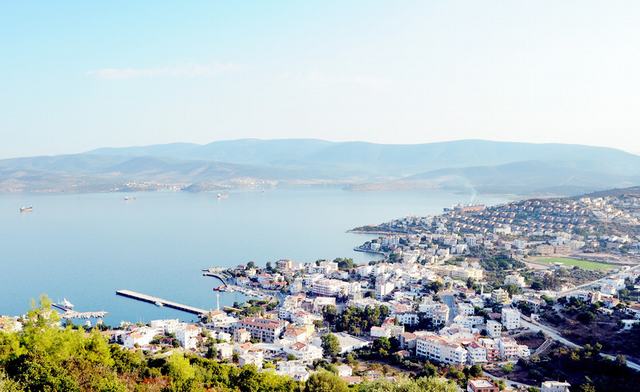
52,299,108,320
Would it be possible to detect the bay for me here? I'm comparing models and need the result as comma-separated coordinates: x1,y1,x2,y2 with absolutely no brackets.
0,189,508,325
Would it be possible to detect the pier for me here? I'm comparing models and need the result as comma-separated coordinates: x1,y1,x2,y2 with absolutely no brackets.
59,310,108,320
115,289,209,316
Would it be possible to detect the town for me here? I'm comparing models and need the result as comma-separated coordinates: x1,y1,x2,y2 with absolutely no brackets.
4,192,640,391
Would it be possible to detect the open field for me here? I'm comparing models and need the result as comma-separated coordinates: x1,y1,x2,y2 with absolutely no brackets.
529,256,615,271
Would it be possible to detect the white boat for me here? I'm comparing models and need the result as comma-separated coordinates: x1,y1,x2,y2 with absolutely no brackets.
154,301,164,307
61,298,75,310
19,206,33,213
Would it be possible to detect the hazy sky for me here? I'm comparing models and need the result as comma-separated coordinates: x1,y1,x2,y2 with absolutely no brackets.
1,1,639,158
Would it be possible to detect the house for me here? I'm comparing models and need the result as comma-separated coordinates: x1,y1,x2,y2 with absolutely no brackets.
467,379,499,392
176,324,201,350
336,364,353,377
501,308,521,330
234,328,252,343
122,326,158,349
276,360,310,382
238,351,263,369
541,381,571,392
485,320,502,338
215,342,234,360
283,342,323,363
465,342,487,364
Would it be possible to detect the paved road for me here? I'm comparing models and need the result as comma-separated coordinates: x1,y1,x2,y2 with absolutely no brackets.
522,316,640,372
441,292,457,325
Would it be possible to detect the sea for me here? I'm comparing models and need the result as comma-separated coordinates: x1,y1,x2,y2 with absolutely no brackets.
0,188,508,325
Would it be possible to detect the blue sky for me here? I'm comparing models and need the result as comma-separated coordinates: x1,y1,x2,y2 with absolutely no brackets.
1,1,639,158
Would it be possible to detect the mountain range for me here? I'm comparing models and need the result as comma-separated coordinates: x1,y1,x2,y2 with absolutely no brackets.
1,139,639,195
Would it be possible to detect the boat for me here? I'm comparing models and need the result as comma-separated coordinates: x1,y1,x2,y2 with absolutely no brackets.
123,196,136,201
154,301,164,307
19,206,33,213
61,298,75,310
52,298,75,312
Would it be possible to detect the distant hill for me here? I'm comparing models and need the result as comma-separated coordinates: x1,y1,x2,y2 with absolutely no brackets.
350,160,640,195
1,139,639,194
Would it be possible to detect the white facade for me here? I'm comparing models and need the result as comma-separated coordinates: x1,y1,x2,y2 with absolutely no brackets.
416,334,468,365
501,308,521,330
485,320,502,338
541,381,571,392
176,324,200,350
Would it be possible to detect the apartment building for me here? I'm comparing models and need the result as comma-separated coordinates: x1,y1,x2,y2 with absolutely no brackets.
239,317,285,343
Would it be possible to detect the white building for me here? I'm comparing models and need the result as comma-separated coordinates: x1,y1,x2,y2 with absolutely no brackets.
215,342,234,360
465,342,488,364
176,324,201,350
541,381,571,392
497,337,530,360
122,326,158,349
312,278,351,297
501,308,521,330
238,351,264,369
416,334,468,365
458,303,475,317
504,273,526,287
485,320,502,338
283,342,323,363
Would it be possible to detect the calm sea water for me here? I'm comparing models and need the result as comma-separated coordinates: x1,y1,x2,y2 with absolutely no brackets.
0,189,507,325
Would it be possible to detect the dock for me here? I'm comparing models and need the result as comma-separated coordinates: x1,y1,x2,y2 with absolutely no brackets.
115,289,209,316
60,310,108,320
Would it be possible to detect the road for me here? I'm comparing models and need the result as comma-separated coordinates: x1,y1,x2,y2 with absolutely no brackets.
441,292,457,325
522,316,640,372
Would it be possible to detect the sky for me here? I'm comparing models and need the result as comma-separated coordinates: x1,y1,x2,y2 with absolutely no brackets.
1,1,639,158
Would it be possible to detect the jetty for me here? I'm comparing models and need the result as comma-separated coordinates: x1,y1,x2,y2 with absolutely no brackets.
59,310,108,320
115,289,208,315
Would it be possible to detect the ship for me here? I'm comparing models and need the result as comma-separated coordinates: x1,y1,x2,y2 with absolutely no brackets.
19,206,33,213
123,196,136,201
53,298,75,312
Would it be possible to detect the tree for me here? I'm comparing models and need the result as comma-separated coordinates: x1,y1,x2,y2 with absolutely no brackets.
372,337,391,358
579,384,596,392
420,361,438,378
357,377,458,392
321,334,341,358
334,258,357,271
165,352,197,391
468,364,483,378
305,370,348,392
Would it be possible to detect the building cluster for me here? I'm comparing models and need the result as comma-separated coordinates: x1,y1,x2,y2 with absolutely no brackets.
357,195,640,260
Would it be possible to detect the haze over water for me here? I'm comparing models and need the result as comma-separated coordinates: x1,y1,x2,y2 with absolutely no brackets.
0,189,507,324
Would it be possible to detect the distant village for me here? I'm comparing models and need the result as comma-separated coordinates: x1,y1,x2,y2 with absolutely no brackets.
3,193,640,391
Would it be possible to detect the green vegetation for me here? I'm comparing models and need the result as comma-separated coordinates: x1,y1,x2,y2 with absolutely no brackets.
356,377,458,392
332,305,390,336
515,344,640,392
321,333,341,358
0,296,463,392
529,257,614,271
0,297,301,392
334,258,357,271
